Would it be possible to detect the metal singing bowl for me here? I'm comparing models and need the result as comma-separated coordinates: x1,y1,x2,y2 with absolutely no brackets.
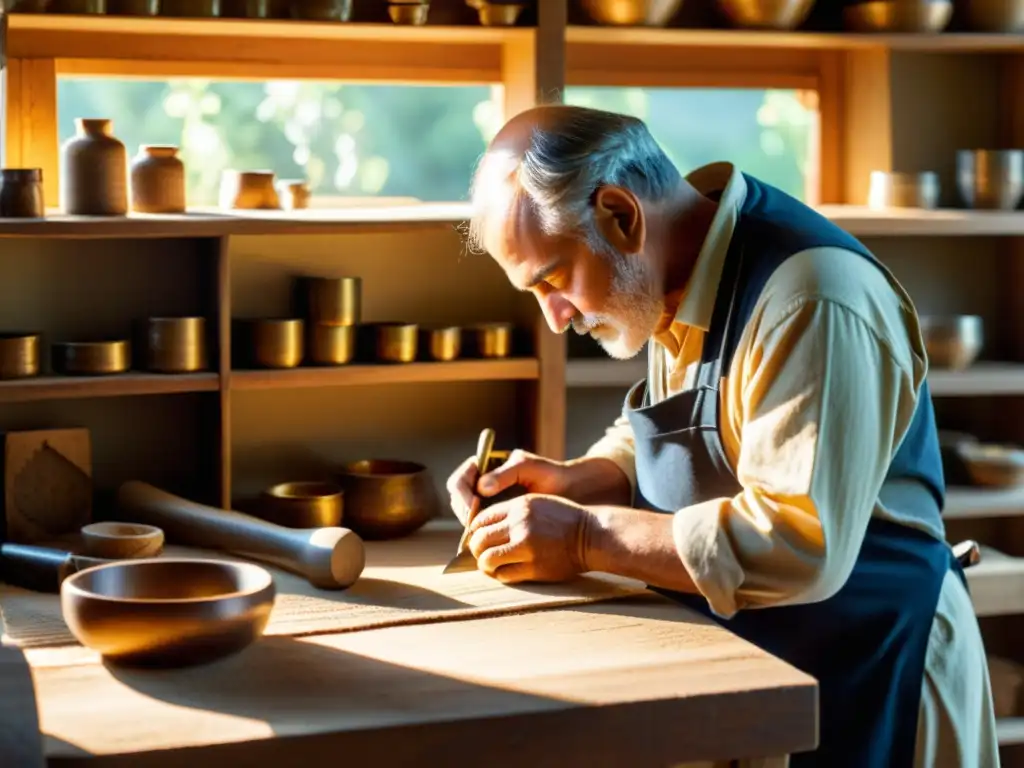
259,481,344,528
336,459,440,540
920,315,984,370
61,558,276,668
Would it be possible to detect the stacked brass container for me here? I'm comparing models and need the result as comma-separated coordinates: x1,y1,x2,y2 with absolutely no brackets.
300,276,361,366
137,317,208,373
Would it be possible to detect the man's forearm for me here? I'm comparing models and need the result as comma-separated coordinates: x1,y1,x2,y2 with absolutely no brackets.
563,457,633,506
581,505,699,594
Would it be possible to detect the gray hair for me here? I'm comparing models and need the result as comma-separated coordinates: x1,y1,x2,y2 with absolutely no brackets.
468,106,682,255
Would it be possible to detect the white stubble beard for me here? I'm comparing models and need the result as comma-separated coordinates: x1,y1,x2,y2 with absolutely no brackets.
572,245,664,361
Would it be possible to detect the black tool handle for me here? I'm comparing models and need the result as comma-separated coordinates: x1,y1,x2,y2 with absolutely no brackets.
0,543,75,594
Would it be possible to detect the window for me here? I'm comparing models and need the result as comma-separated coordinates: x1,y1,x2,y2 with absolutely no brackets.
564,87,820,203
57,78,504,206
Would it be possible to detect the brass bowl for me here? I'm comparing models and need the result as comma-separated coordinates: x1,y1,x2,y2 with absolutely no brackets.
715,0,813,28
957,150,1024,210
374,322,418,364
476,2,524,25
580,0,683,26
468,322,514,358
219,170,279,210
139,316,207,373
920,315,983,370
250,319,304,368
388,2,429,23
421,326,461,362
307,324,355,365
0,332,40,379
81,522,165,560
61,558,275,668
842,0,952,32
52,340,130,376
336,459,440,540
299,275,361,326
867,171,940,210
259,481,344,528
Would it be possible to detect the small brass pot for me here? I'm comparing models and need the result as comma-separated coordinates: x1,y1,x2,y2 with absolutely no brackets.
467,322,514,358
276,179,311,210
421,326,461,362
219,170,279,210
53,340,130,376
373,322,418,364
258,481,344,528
250,319,304,369
476,1,524,25
300,276,361,326
388,2,429,23
139,317,207,373
0,333,40,379
336,459,440,540
842,0,952,32
61,558,275,668
307,324,355,365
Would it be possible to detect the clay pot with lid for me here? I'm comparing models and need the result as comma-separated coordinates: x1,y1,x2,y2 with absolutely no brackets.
131,146,186,214
60,119,129,216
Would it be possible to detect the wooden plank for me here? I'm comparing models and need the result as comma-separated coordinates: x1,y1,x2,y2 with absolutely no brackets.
839,49,891,205
4,58,58,209
216,236,232,510
19,598,817,766
0,647,44,768
945,487,1024,520
231,359,540,391
0,372,219,403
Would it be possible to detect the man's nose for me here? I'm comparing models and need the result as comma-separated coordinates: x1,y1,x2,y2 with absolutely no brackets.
538,293,576,334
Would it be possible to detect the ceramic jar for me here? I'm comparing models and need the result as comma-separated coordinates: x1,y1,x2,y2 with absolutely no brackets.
130,146,186,214
291,0,353,20
0,169,45,219
60,119,129,216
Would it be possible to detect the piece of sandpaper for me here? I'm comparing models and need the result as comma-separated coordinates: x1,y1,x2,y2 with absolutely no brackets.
0,523,647,649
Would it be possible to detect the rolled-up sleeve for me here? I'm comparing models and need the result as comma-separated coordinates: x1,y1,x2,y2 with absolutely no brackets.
585,413,637,497
673,296,920,619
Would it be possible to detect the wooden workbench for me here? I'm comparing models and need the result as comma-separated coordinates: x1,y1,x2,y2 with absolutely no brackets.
0,529,817,767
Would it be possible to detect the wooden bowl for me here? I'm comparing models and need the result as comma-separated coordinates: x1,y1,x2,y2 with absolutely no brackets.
467,322,513,358
139,316,207,373
250,319,304,368
336,459,440,540
81,522,165,560
421,326,461,361
0,332,40,379
61,558,275,668
307,324,355,365
258,481,344,528
52,340,130,375
219,170,279,210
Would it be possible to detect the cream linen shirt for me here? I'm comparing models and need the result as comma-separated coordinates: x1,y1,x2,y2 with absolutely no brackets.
586,163,999,767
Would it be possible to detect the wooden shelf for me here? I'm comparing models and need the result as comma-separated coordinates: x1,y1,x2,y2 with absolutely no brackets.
999,718,1024,746
0,205,475,239
566,26,1024,52
231,359,540,390
0,372,219,403
6,205,1024,239
945,487,1024,520
566,359,1024,396
7,14,530,82
967,546,1024,617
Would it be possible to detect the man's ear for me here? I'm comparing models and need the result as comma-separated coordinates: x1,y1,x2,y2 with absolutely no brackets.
592,185,645,255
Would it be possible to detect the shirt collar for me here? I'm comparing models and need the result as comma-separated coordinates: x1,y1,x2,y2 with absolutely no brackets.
665,162,747,332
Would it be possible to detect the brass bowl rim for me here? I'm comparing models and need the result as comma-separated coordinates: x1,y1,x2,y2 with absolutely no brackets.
340,458,429,478
263,481,345,501
81,521,164,542
63,558,274,605
0,332,41,340
250,318,304,326
53,340,130,348
142,316,206,323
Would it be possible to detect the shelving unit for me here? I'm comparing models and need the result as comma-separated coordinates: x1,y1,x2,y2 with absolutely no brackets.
3,0,1024,758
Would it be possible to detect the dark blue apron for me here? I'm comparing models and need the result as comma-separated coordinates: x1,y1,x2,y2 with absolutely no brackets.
625,207,962,767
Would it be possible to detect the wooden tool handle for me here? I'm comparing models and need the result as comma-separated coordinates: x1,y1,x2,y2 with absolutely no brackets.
116,481,365,590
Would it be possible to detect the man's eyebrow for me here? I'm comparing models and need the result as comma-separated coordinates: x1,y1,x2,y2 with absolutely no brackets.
519,261,561,291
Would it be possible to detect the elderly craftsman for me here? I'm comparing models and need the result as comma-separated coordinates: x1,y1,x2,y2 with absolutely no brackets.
447,105,998,767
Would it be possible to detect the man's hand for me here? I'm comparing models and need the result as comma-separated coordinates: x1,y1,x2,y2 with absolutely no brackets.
464,493,592,584
445,450,631,526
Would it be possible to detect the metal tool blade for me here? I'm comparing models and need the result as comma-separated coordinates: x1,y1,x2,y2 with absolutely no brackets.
442,427,495,574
